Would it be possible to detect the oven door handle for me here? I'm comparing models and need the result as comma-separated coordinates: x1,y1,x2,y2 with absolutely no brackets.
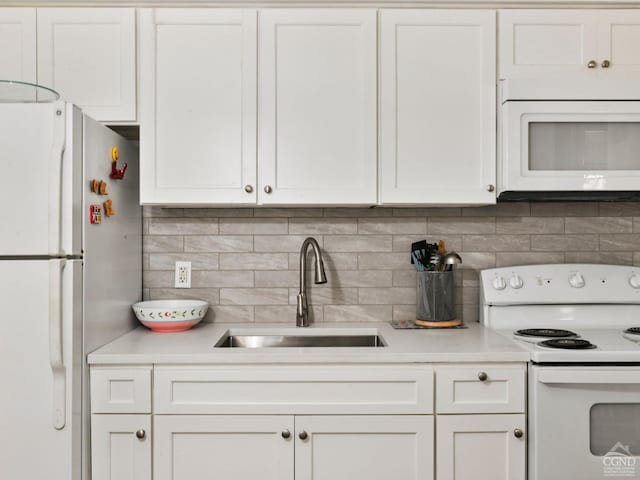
538,370,640,384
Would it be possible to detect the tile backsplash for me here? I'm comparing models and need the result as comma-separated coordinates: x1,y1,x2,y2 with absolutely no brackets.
143,202,640,324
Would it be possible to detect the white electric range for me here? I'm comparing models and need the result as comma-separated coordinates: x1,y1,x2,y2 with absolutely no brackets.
480,264,640,480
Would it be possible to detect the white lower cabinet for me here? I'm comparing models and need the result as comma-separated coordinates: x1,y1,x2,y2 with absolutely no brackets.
436,414,526,480
91,414,151,480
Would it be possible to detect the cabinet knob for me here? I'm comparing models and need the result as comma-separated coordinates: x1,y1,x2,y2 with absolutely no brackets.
478,371,489,382
486,184,495,192
298,430,308,440
264,185,273,194
587,60,597,69
244,185,254,193
135,429,146,440
601,60,611,68
514,428,524,439
281,429,291,439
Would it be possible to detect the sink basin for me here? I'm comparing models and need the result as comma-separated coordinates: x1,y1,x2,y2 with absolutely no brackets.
214,333,386,348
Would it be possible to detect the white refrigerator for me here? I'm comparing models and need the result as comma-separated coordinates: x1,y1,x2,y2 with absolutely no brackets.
0,99,141,480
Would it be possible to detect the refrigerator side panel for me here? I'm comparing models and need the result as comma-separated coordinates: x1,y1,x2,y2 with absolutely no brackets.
83,114,141,354
0,259,81,480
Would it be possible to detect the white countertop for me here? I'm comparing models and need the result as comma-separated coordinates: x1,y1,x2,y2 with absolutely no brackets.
88,322,530,364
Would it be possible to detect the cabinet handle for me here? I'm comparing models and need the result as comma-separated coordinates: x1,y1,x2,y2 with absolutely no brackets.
135,429,146,440
514,428,524,439
264,185,273,194
587,60,597,69
281,429,291,439
486,184,495,192
601,60,611,68
298,430,308,440
244,185,254,193
478,371,489,382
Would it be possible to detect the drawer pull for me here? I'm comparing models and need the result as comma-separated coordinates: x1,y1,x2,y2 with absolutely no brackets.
587,60,597,68
135,429,146,440
514,428,524,439
298,430,308,440
281,429,291,439
601,60,611,68
477,371,489,382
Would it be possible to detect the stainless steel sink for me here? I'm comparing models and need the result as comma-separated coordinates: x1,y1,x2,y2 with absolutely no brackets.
214,334,386,348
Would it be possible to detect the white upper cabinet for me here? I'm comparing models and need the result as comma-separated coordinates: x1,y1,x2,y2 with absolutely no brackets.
379,10,496,205
37,8,136,122
139,9,257,205
258,9,377,205
0,9,36,83
499,10,640,79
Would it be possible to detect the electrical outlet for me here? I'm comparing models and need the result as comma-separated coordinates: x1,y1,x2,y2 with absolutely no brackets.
174,261,191,289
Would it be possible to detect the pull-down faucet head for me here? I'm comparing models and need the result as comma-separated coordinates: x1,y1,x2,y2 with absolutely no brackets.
297,237,327,327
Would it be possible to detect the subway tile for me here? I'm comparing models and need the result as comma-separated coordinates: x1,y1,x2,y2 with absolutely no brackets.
324,270,393,287
220,288,289,305
531,235,598,252
210,305,254,323
148,253,219,271
142,253,149,271
143,206,184,218
142,218,150,235
496,217,564,234
255,235,321,253
393,270,417,287
565,217,632,234
530,202,598,217
255,270,299,288
600,234,640,251
254,305,322,323
599,202,640,217
496,252,565,266
143,271,173,288
565,252,632,265
220,218,288,234
357,252,411,270
220,253,288,270
457,252,496,270
325,207,393,217
184,208,253,218
358,287,416,305
254,208,323,218
288,288,358,305
184,236,253,253
148,218,219,235
289,252,359,271
358,217,427,234
191,271,254,288
324,235,392,252
394,207,461,217
392,235,462,253
392,305,417,321
289,217,357,234
462,235,530,252
148,288,220,306
324,305,393,322
143,235,183,253
462,286,479,305
462,304,479,323
429,217,496,234
462,203,530,217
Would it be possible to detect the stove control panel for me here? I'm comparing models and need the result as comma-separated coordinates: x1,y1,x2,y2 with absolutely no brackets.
481,264,640,305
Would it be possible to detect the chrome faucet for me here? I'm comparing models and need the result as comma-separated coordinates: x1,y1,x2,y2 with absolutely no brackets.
297,237,327,327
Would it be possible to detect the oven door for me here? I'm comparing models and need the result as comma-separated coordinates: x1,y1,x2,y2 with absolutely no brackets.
530,366,640,480
501,101,640,193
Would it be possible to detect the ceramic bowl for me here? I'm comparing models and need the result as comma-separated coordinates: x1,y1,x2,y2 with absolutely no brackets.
132,300,209,333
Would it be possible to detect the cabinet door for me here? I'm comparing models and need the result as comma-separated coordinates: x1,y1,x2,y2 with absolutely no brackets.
154,415,294,480
37,8,136,122
139,9,257,205
91,415,151,480
380,10,496,205
436,414,525,480
499,10,598,79
295,415,434,480
258,9,377,205
598,11,640,77
0,9,36,83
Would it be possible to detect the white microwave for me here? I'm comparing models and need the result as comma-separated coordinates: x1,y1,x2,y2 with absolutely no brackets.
499,79,640,200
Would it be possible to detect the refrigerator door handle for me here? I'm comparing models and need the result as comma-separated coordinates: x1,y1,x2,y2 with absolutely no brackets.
49,259,67,430
49,103,66,256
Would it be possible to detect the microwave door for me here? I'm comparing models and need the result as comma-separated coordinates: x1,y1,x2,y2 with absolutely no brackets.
501,101,640,194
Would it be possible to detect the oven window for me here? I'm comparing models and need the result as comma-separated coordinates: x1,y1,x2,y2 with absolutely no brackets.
590,403,640,456
529,122,640,171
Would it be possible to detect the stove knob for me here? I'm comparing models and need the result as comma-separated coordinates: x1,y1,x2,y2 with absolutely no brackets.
629,275,640,289
509,275,524,289
569,273,585,288
492,276,507,290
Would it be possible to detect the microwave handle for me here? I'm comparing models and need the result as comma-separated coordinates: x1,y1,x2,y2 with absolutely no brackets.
538,370,640,385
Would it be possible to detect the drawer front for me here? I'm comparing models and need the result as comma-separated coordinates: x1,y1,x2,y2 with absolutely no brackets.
435,364,525,414
154,365,434,414
91,366,152,414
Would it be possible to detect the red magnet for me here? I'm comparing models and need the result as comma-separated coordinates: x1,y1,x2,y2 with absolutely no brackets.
89,204,102,225
110,146,127,180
